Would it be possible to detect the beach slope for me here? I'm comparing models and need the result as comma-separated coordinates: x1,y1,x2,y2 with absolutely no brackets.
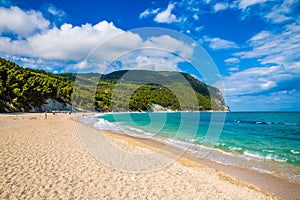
0,113,280,199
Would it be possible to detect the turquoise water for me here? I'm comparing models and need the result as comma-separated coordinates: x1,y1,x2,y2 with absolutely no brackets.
95,112,300,180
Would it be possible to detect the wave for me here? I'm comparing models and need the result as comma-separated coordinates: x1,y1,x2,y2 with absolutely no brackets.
243,150,288,162
94,118,157,139
94,118,123,133
122,125,156,138
229,146,242,151
232,120,300,126
290,149,300,154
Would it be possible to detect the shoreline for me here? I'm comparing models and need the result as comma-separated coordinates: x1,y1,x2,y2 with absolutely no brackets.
93,112,300,182
97,128,300,200
84,112,300,199
1,113,298,199
79,113,300,199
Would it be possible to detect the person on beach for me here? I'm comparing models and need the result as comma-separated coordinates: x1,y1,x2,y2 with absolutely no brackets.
44,112,47,119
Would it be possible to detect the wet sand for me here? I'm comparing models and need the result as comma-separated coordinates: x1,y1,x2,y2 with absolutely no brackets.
0,113,298,199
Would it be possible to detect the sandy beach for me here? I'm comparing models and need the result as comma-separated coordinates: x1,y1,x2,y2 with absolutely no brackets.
0,113,298,199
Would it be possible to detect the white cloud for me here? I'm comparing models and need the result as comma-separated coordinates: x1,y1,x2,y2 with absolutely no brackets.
0,7,195,73
1,22,194,72
264,0,296,23
139,8,159,19
235,23,300,72
226,90,300,111
265,11,291,23
204,0,212,4
238,0,268,10
144,35,194,58
228,67,239,72
218,58,300,110
84,33,194,72
73,60,88,70
193,14,199,20
203,36,239,50
0,21,124,61
0,6,50,37
139,0,204,32
154,3,179,24
86,28,144,62
220,66,292,96
68,36,192,73
225,57,240,64
213,3,229,12
117,54,184,73
46,4,66,18
211,0,268,12
195,26,203,32
261,80,276,90
236,0,298,25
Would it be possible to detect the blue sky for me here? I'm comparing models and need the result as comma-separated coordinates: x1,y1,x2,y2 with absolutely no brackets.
0,0,299,111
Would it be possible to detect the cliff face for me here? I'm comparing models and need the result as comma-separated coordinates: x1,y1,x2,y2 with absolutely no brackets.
0,58,229,112
40,99,73,112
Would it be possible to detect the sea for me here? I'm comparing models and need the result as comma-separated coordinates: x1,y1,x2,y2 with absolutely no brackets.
92,112,300,182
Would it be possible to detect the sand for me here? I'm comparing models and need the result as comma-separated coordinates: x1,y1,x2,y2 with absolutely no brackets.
0,113,293,199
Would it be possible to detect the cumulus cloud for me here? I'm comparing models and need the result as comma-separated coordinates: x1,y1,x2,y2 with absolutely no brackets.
82,34,194,73
139,0,204,32
0,6,195,73
0,21,123,61
154,3,179,24
203,36,239,50
0,6,50,37
144,35,194,58
114,53,184,73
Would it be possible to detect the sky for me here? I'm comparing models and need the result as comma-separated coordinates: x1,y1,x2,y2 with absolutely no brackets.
0,0,299,111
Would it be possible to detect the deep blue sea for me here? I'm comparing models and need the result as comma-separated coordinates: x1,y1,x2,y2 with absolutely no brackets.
94,112,300,181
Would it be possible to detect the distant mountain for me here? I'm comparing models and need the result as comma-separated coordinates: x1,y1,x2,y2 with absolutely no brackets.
0,58,229,112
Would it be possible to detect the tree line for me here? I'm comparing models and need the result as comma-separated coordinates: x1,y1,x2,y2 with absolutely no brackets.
0,58,228,112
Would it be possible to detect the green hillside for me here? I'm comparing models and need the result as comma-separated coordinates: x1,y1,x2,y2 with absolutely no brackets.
0,58,229,112
0,58,73,112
